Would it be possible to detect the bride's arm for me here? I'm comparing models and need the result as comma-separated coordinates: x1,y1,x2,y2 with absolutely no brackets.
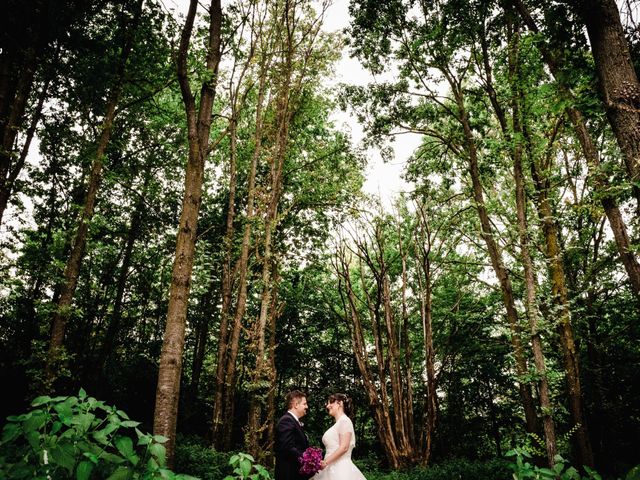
321,431,351,467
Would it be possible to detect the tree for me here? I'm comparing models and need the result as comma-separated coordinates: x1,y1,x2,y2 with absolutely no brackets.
45,0,145,390
573,0,640,212
153,0,222,466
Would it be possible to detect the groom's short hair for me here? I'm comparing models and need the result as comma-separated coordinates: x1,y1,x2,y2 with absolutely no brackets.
285,390,306,409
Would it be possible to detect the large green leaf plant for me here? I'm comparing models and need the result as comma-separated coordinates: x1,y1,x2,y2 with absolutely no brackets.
0,388,196,479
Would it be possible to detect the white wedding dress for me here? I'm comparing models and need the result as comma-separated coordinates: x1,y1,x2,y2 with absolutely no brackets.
312,415,366,480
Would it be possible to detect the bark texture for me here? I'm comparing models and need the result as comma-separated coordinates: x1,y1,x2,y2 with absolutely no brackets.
153,0,222,466
579,0,640,210
512,0,640,302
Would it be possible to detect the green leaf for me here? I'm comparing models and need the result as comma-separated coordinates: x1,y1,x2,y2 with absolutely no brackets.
71,413,95,433
136,431,151,446
31,396,52,407
51,420,63,435
49,443,77,473
120,420,140,428
1,423,21,443
564,466,580,480
106,466,133,480
83,451,99,464
626,465,640,480
149,442,166,466
54,401,74,425
115,436,134,458
537,467,556,478
254,464,270,478
152,435,168,444
101,421,120,437
24,412,47,432
240,458,252,478
25,430,41,450
116,410,130,420
76,460,93,480
78,388,87,399
98,452,127,464
93,430,109,445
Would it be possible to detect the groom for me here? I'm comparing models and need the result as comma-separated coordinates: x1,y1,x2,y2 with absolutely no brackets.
274,390,311,480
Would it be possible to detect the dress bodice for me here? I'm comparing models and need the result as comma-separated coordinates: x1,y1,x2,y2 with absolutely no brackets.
313,415,366,480
321,415,356,460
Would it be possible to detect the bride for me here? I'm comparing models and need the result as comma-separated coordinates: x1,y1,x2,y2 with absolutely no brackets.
312,393,366,480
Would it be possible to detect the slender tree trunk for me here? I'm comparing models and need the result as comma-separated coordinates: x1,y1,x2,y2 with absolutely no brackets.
414,221,437,466
334,246,402,469
246,32,293,454
44,0,143,389
0,0,42,226
377,224,415,462
0,66,52,222
264,301,279,466
512,0,640,302
95,171,150,377
528,125,594,468
211,115,238,447
153,0,222,466
513,125,557,466
335,220,422,469
505,24,558,466
479,23,558,460
190,277,218,397
212,56,267,451
446,71,538,434
578,0,640,211
398,226,416,455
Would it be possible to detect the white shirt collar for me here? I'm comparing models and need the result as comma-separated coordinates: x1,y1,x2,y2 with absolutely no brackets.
287,410,302,425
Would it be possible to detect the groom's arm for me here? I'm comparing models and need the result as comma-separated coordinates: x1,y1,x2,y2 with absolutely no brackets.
276,416,305,460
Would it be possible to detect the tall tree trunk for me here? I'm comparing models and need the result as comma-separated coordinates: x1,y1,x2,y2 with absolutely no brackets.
44,0,143,389
334,217,422,469
334,246,402,469
513,124,557,466
414,205,438,466
212,53,268,451
246,27,293,454
94,170,151,378
0,64,52,222
0,0,44,227
153,0,222,466
190,276,219,397
398,223,416,454
527,120,595,468
506,23,558,466
445,70,538,434
512,0,640,301
578,0,640,212
479,23,558,462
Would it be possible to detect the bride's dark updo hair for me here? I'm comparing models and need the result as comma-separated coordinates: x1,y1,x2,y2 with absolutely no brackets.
328,393,353,417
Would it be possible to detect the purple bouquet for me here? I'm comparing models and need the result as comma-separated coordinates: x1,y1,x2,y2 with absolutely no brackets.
298,446,323,475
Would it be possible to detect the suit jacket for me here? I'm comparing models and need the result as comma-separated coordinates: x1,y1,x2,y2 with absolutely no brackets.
274,412,310,480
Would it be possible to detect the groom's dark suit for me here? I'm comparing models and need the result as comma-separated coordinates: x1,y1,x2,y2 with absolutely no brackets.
274,412,310,480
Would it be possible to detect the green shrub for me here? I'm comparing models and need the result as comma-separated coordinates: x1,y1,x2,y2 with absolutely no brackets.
174,438,232,479
0,388,196,479
415,457,510,480
507,448,602,480
222,452,271,480
360,457,510,480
